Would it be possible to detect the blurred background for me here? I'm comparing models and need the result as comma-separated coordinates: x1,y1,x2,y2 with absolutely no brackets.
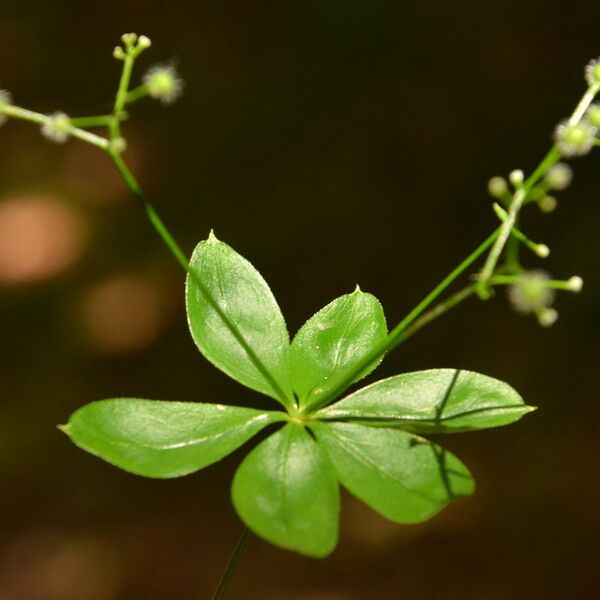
0,1,599,598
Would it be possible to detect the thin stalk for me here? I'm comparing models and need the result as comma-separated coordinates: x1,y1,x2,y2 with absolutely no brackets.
211,528,252,600
303,228,501,412
489,274,577,291
493,203,547,256
70,114,119,128
2,105,109,149
110,51,136,140
126,83,150,104
389,284,477,348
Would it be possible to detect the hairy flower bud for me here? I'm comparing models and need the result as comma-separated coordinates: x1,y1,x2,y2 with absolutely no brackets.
143,65,184,105
507,270,555,315
544,163,573,190
587,103,600,129
487,176,508,198
554,119,597,157
537,195,558,213
41,112,71,143
537,308,558,327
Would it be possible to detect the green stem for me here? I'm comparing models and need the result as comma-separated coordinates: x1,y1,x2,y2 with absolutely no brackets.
211,528,252,600
493,203,546,257
303,228,501,412
107,150,295,408
126,83,150,104
2,105,109,149
489,274,576,291
110,52,136,139
70,114,119,128
389,284,477,348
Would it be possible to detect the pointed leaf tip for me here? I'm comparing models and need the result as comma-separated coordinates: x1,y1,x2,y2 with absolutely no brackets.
207,229,218,242
319,369,532,433
186,237,293,406
291,291,387,406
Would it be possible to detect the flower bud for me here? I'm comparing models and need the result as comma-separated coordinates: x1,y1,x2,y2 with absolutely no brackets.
537,308,558,327
143,65,184,105
587,104,600,129
544,163,573,190
507,270,555,315
41,112,70,143
487,176,508,198
137,35,152,49
535,244,550,258
538,195,557,213
554,119,597,157
567,276,583,293
509,169,524,186
113,46,126,60
121,33,138,48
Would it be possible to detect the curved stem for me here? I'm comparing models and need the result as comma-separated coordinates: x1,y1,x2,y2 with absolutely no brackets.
389,284,477,348
107,150,295,408
211,528,252,600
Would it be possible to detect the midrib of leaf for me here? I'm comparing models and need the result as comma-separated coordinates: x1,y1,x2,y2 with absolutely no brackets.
190,258,293,408
278,430,293,537
71,413,278,451
319,403,533,425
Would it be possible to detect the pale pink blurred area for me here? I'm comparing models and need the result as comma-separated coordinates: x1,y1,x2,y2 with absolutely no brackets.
0,195,86,285
0,530,121,600
79,272,172,355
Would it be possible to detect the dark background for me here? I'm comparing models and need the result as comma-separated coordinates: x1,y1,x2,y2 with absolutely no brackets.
0,1,599,598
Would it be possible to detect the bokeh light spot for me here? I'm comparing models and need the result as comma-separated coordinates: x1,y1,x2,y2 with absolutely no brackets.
0,195,86,285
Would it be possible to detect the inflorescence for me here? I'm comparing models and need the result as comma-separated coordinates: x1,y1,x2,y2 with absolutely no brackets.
0,34,591,330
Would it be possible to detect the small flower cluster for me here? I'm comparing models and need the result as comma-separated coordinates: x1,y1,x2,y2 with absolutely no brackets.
554,58,600,157
487,162,573,215
113,32,152,60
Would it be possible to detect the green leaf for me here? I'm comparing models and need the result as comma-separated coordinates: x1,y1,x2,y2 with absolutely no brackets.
62,399,284,478
317,369,534,433
312,421,474,524
231,423,340,557
291,289,387,407
186,234,293,407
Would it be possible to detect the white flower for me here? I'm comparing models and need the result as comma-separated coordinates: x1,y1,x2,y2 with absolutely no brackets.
41,112,71,143
554,119,597,157
507,270,555,314
143,65,184,105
